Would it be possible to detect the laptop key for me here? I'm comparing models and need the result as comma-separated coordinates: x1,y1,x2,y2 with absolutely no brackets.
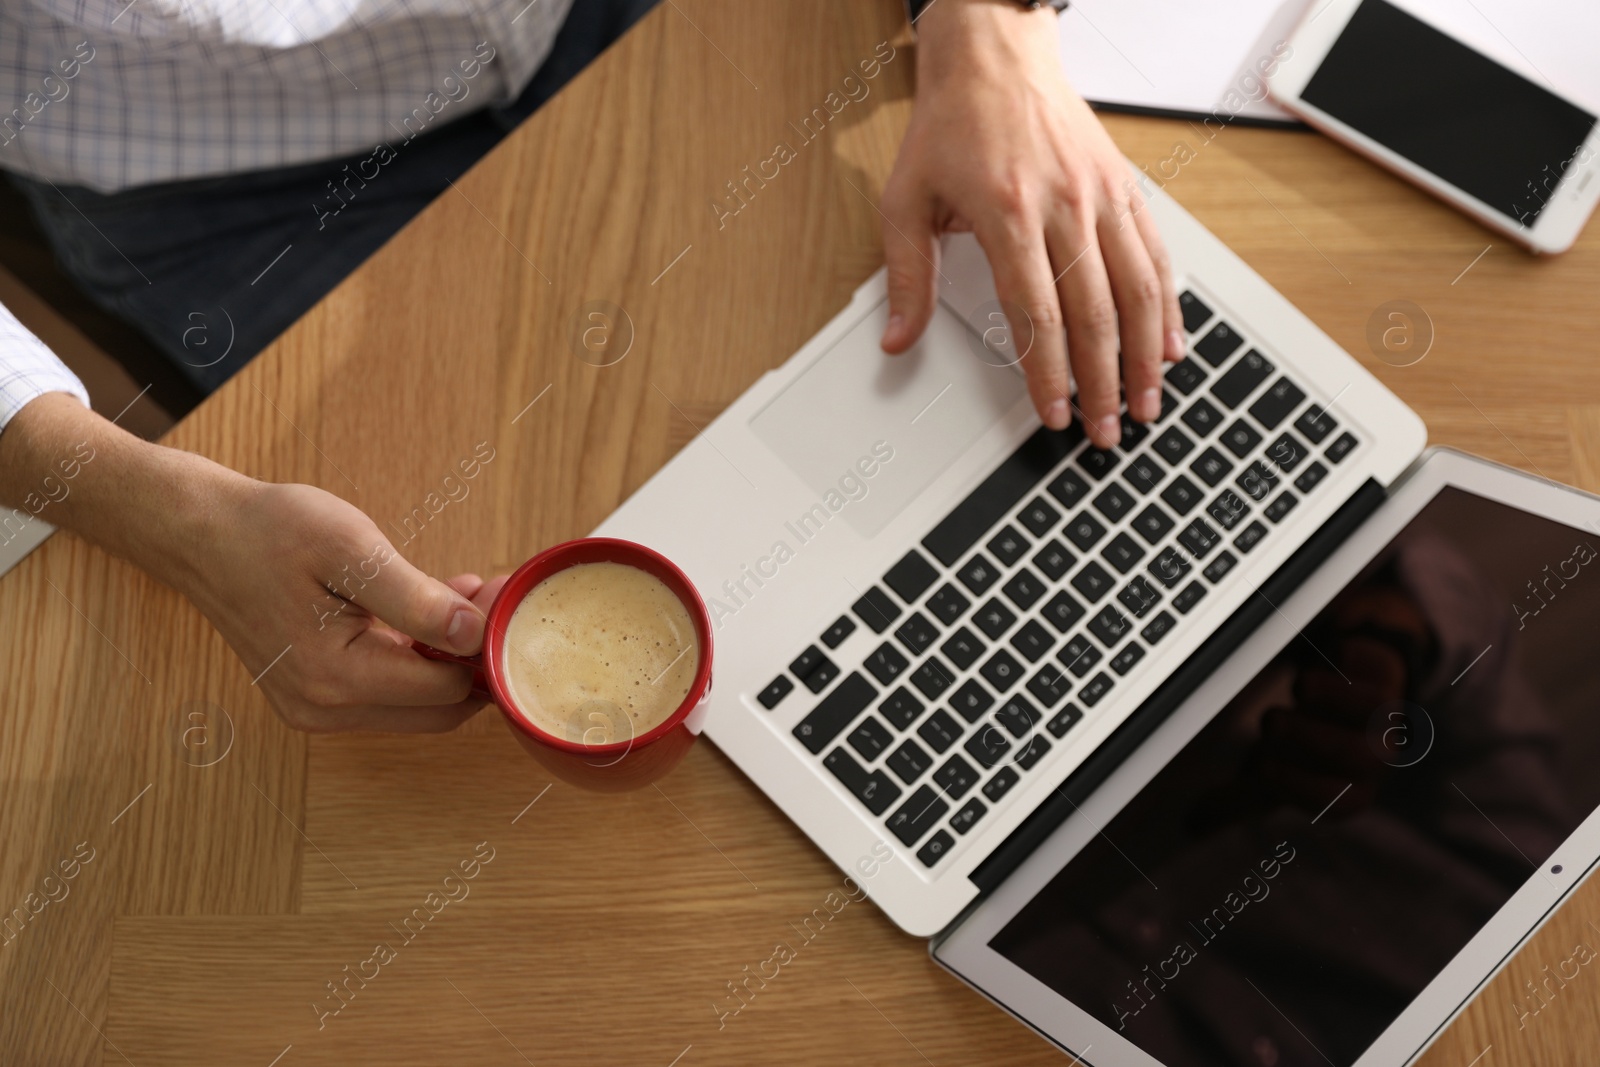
824,748,901,816
1160,475,1204,516
848,717,894,761
1208,489,1250,530
1088,604,1132,646
758,676,794,709
1210,349,1274,408
1266,432,1308,474
894,613,939,657
933,755,979,799
887,738,932,783
1065,511,1108,551
1203,551,1238,583
926,583,971,626
1102,532,1146,574
805,659,841,694
973,597,1018,640
941,627,986,672
1041,589,1087,633
883,549,939,604
1236,461,1279,502
1015,734,1052,770
878,687,924,730
995,694,1041,737
1123,454,1166,495
1131,503,1176,545
791,645,826,681
917,829,955,867
1109,641,1145,675
1046,467,1091,509
1117,576,1162,618
821,615,856,649
1165,356,1208,395
1159,390,1180,422
1046,703,1084,738
1264,491,1299,524
1070,561,1116,603
922,424,1085,567
948,678,995,723
865,642,910,686
986,525,1030,567
1078,672,1114,707
1002,567,1047,611
1032,539,1077,581
793,672,876,754
1172,580,1208,614
1190,447,1233,487
1018,497,1061,537
1025,663,1071,707
1058,635,1102,677
960,726,1011,767
1219,418,1263,459
1248,377,1306,430
1093,483,1137,523
956,553,1001,596
1295,461,1328,494
1179,289,1213,333
889,783,947,844
1148,546,1192,589
916,709,962,753
1118,412,1151,451
888,786,950,846
949,797,988,835
1294,404,1338,444
1325,431,1358,464
1152,426,1196,465
1140,610,1177,645
1179,518,1221,558
1234,521,1268,554
982,766,1021,802
1195,321,1245,367
1181,397,1224,437
1076,448,1120,481
1009,619,1055,662
979,649,1025,693
911,657,957,700
853,587,902,634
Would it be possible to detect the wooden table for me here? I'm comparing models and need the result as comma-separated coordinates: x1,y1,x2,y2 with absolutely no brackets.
5,2,1600,1063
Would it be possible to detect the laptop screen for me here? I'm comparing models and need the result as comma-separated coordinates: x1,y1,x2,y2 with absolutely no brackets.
989,486,1600,1067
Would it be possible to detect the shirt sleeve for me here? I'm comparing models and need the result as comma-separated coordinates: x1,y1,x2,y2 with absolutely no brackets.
0,300,90,435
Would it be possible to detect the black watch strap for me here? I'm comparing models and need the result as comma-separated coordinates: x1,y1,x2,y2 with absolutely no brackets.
905,0,1070,26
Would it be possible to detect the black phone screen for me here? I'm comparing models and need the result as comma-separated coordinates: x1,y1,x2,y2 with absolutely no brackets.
1300,0,1595,224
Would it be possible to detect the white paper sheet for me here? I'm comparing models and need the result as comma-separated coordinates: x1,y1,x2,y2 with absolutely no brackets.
1059,0,1600,124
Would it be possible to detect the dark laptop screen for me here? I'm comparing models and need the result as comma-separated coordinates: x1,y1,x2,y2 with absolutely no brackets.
991,487,1600,1066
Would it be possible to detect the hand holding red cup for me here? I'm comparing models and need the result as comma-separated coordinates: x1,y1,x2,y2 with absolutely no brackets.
418,538,713,792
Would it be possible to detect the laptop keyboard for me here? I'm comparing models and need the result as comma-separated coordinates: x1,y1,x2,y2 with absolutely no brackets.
757,289,1361,871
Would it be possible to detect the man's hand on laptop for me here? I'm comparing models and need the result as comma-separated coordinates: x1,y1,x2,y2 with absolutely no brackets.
879,0,1184,449
0,393,502,734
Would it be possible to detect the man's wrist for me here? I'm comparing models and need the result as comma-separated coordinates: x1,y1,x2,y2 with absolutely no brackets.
0,392,244,595
907,0,1067,33
912,0,1061,83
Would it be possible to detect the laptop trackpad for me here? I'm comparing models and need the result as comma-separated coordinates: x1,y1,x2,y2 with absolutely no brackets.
749,297,1028,540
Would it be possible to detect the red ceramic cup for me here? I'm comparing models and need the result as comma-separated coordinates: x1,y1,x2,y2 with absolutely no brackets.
417,538,713,792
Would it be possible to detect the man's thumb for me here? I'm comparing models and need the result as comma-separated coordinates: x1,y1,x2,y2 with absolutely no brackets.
880,195,939,354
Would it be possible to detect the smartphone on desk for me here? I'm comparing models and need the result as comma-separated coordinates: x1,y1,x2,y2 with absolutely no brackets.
1268,0,1600,253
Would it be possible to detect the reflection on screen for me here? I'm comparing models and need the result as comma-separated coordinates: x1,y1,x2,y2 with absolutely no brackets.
1301,0,1595,224
991,488,1600,1067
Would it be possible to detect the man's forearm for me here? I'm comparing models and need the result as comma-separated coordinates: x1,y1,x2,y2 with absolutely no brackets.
0,392,242,592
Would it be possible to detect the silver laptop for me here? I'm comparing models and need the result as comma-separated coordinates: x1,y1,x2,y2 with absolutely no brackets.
597,173,1600,1064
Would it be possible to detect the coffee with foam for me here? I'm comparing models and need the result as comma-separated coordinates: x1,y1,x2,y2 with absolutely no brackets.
501,562,698,745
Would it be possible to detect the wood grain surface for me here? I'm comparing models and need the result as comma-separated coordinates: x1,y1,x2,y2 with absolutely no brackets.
4,2,1600,1064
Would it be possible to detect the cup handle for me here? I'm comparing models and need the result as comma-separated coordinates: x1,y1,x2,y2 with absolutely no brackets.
413,642,494,702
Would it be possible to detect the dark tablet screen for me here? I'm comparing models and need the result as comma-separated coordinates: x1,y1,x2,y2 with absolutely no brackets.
992,487,1600,1066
